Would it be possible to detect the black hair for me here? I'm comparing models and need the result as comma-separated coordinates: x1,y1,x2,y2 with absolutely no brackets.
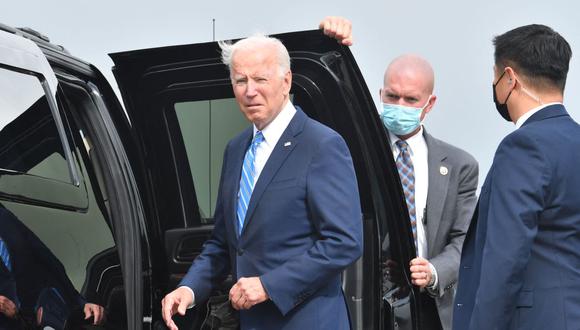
493,24,572,92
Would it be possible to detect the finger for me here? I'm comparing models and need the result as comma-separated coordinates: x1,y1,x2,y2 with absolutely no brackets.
329,18,338,37
335,22,344,41
177,296,189,315
229,283,240,300
84,305,91,319
162,302,179,330
242,299,253,310
162,297,176,325
93,307,103,325
343,21,352,40
319,16,330,30
342,36,353,46
409,265,421,273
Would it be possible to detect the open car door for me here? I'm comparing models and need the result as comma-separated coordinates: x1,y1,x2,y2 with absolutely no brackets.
110,29,421,330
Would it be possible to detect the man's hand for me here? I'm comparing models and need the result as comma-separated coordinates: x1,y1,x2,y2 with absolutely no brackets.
0,295,17,318
84,303,105,325
229,277,268,310
319,16,353,46
161,287,194,330
410,257,433,288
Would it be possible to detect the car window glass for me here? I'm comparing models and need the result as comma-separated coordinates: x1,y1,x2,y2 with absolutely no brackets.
174,98,248,221
0,67,70,183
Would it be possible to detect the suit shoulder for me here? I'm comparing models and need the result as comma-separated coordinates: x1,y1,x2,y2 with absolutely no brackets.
427,134,477,167
302,117,345,143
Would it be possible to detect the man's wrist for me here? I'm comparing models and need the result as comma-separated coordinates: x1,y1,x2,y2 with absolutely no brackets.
178,286,196,309
427,263,438,289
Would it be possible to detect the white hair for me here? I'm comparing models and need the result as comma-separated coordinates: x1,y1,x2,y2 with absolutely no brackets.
218,33,291,79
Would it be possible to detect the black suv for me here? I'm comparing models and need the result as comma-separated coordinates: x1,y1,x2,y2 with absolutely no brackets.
0,23,420,329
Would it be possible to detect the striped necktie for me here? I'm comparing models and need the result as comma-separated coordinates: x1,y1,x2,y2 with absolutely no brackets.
0,237,11,272
236,131,264,236
395,140,417,249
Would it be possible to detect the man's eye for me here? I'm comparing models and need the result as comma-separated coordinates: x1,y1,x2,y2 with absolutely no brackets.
235,79,247,85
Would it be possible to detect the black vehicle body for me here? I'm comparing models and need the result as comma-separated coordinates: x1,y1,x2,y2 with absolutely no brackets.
0,23,421,329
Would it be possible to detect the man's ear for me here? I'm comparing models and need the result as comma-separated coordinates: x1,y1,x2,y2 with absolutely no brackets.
283,70,292,96
505,67,517,85
422,95,437,118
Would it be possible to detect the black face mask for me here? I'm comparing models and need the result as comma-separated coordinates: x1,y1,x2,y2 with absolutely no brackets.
493,70,514,122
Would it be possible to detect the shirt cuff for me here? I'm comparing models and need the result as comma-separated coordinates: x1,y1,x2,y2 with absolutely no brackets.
178,286,196,309
427,262,438,292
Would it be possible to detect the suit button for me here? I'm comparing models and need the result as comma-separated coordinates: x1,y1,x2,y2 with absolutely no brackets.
457,303,463,308
237,249,244,256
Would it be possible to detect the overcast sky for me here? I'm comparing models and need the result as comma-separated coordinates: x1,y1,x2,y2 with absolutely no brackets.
3,0,579,188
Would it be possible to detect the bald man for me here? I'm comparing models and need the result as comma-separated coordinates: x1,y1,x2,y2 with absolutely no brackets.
321,17,478,330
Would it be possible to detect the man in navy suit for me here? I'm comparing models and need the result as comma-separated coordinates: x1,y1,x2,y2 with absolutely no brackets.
453,24,580,329
162,34,363,330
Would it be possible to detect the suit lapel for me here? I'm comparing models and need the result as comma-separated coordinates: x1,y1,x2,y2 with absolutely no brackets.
424,132,451,253
240,109,306,237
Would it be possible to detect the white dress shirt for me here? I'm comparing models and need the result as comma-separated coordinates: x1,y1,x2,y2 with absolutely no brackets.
388,127,429,259
253,101,297,181
515,102,562,128
181,101,297,307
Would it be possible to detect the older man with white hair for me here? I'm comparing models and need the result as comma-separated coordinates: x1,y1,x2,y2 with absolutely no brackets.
161,34,363,330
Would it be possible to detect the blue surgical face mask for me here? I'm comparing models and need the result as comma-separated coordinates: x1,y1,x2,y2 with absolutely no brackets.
380,97,431,136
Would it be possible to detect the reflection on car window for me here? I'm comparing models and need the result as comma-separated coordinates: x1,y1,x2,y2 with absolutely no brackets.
174,98,248,221
0,67,70,183
0,205,105,328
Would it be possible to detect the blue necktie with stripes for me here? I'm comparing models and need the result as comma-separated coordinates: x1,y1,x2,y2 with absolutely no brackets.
236,131,264,236
395,140,417,249
0,237,11,272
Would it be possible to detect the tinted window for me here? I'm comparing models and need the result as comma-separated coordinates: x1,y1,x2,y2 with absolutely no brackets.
0,76,123,329
174,98,247,220
0,67,70,183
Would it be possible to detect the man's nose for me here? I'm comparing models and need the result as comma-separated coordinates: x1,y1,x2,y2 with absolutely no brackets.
245,80,258,97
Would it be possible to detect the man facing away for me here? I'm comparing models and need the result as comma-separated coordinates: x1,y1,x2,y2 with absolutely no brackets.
162,34,363,330
454,24,580,330
321,16,479,330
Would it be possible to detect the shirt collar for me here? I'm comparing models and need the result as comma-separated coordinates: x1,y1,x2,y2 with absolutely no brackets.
389,126,425,155
253,100,296,145
515,102,562,128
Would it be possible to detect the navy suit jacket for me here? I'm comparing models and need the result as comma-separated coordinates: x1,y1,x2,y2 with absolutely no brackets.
453,104,580,329
180,107,363,329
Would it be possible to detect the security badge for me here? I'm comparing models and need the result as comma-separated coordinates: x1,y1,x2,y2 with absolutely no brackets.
440,166,449,176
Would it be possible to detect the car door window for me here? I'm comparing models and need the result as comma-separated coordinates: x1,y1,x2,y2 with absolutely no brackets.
174,98,247,220
0,66,70,183
0,65,125,328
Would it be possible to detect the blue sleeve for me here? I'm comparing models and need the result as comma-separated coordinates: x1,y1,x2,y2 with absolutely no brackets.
469,132,549,328
260,133,363,315
179,143,232,303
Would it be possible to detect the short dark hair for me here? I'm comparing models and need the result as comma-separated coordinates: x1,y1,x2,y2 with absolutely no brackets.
493,24,572,92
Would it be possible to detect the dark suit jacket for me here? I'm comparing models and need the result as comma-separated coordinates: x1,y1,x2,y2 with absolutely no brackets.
0,207,85,328
180,107,363,329
423,131,478,330
453,104,580,329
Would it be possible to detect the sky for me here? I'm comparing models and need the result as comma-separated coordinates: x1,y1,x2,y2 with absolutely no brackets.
3,0,579,188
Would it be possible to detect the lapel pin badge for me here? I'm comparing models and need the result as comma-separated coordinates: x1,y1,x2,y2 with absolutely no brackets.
284,141,292,147
440,166,449,176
